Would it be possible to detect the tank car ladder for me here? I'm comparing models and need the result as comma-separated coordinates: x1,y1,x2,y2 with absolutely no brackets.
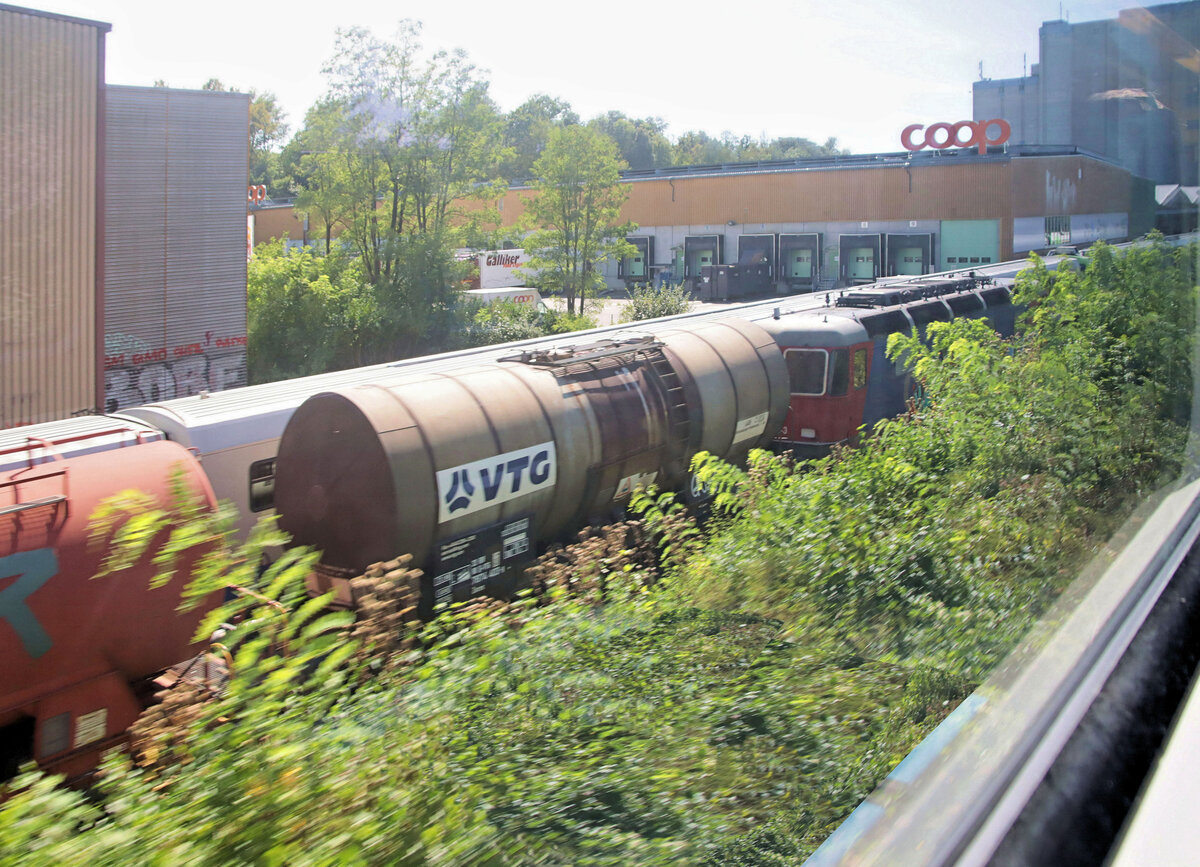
646,352,692,450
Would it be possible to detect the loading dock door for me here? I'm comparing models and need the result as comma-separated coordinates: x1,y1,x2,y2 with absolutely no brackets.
838,234,881,285
618,236,655,282
896,247,923,275
789,250,813,279
683,235,723,281
848,248,875,281
689,248,714,273
737,234,776,278
779,233,822,288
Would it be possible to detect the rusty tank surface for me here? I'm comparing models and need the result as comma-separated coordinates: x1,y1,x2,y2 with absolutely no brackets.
273,318,788,609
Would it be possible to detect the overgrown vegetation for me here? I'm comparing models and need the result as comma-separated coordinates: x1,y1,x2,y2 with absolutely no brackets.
4,240,1194,865
622,281,695,322
450,299,598,350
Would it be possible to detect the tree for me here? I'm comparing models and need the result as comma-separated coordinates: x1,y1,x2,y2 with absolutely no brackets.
289,99,358,250
301,22,504,283
588,111,673,170
670,129,846,166
246,239,377,382
498,94,578,183
521,126,634,316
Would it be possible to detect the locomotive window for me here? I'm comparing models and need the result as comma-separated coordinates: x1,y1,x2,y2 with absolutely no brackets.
853,348,868,389
829,349,850,396
249,458,276,512
785,349,827,396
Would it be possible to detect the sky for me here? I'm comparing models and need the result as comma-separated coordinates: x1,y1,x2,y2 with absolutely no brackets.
37,0,1142,154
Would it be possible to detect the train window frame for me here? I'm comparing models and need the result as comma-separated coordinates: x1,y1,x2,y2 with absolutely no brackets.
785,348,828,396
853,348,868,390
249,457,276,513
828,348,850,396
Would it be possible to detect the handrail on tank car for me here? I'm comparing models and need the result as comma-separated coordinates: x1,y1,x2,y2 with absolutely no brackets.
500,334,664,367
0,436,71,528
0,494,68,519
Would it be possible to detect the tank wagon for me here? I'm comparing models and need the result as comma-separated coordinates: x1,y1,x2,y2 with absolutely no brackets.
0,419,220,780
274,319,789,610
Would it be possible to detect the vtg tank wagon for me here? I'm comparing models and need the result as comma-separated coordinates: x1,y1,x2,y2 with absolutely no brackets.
272,319,790,611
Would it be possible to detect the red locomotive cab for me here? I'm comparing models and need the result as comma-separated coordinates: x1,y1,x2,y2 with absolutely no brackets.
0,434,220,782
764,314,873,455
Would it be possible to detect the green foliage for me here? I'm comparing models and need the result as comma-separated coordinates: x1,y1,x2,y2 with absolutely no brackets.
294,21,506,287
521,125,636,316
498,93,580,183
246,238,376,383
451,298,549,348
622,281,694,321
669,130,845,166
588,111,674,171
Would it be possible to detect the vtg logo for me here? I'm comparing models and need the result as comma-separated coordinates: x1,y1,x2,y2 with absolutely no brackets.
437,442,556,523
900,119,1011,155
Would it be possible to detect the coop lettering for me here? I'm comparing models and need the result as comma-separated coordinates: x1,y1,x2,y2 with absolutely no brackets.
900,119,1011,155
437,442,556,523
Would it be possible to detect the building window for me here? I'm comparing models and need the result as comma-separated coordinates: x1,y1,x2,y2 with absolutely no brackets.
1045,215,1071,246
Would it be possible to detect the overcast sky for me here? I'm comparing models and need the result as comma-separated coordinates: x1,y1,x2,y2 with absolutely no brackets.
39,0,1142,153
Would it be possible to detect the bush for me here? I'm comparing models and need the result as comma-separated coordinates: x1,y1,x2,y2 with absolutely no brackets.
623,282,694,322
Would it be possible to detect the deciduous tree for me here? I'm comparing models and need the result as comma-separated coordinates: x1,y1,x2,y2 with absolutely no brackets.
521,126,634,316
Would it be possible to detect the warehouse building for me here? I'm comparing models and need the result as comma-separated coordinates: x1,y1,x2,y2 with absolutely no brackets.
485,144,1156,296
261,143,1153,297
1,4,249,427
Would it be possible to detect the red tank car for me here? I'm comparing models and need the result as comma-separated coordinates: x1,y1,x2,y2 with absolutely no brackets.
0,431,219,781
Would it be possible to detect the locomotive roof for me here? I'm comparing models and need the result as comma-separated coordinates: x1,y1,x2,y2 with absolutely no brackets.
760,310,869,347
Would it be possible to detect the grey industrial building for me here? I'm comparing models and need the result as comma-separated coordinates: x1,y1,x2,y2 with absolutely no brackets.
973,1,1199,184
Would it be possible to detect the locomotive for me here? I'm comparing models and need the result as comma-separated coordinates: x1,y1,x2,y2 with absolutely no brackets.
0,269,1013,778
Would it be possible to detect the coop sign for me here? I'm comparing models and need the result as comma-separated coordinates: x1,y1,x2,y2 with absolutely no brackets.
901,119,1011,155
437,442,556,522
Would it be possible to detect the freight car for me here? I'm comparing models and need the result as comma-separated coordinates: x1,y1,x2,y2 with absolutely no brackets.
0,417,220,780
273,318,790,611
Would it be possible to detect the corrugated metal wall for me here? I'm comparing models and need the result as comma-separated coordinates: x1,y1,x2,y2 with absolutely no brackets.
1011,155,1135,217
104,86,249,410
0,7,106,427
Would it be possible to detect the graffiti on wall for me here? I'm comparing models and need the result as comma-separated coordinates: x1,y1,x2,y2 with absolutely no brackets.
103,333,247,411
